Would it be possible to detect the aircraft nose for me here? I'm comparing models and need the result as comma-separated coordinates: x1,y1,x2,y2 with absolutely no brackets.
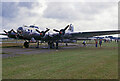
17,27,24,35
17,27,23,32
18,27,23,30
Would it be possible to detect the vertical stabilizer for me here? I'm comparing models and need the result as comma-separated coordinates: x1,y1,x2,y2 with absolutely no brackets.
68,24,74,32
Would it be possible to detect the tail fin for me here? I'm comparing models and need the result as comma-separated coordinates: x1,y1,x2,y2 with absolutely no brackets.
68,24,74,32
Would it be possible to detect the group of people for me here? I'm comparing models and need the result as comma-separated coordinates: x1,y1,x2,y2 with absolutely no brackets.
82,39,103,47
95,39,102,47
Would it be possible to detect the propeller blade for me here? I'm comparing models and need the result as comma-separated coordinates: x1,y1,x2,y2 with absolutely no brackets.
12,29,19,38
64,25,69,31
53,29,60,32
8,29,14,33
11,29,17,34
3,30,8,34
4,29,14,35
44,28,50,33
36,29,41,33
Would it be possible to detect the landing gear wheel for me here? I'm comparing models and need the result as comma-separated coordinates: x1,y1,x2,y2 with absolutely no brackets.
24,42,29,48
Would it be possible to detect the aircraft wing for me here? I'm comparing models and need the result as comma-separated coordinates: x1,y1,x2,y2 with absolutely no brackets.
68,30,120,39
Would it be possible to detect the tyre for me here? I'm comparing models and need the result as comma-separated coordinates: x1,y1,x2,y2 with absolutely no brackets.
24,42,29,48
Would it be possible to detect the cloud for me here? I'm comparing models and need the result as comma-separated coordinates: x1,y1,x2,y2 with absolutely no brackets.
2,2,19,18
43,2,118,31
43,2,116,21
18,2,35,8
1,1,118,34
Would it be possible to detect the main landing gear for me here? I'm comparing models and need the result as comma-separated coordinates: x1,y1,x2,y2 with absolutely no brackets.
24,41,29,48
48,41,59,49
23,41,59,49
24,41,40,48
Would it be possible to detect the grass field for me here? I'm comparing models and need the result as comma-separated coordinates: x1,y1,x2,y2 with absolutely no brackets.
2,41,119,79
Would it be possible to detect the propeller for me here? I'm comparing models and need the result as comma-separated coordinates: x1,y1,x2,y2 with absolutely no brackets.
11,29,23,40
11,29,20,38
36,28,50,37
4,29,23,39
3,29,13,35
53,25,69,35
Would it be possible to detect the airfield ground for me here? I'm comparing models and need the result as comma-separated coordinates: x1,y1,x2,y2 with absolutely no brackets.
1,40,119,79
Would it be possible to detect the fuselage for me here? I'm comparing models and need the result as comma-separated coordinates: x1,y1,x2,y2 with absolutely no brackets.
16,25,68,42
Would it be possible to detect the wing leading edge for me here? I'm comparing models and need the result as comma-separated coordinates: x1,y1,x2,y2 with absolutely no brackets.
69,30,120,38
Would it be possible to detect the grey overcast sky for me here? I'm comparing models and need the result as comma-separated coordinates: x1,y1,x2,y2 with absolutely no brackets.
0,0,119,36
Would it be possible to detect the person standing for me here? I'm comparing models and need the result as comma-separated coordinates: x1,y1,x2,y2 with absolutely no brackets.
95,40,98,47
82,40,86,46
99,39,102,47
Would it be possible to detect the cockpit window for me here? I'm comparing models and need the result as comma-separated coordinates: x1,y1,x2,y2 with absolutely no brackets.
35,26,39,29
30,25,34,28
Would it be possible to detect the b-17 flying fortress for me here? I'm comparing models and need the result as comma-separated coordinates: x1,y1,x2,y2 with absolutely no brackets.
1,24,120,49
